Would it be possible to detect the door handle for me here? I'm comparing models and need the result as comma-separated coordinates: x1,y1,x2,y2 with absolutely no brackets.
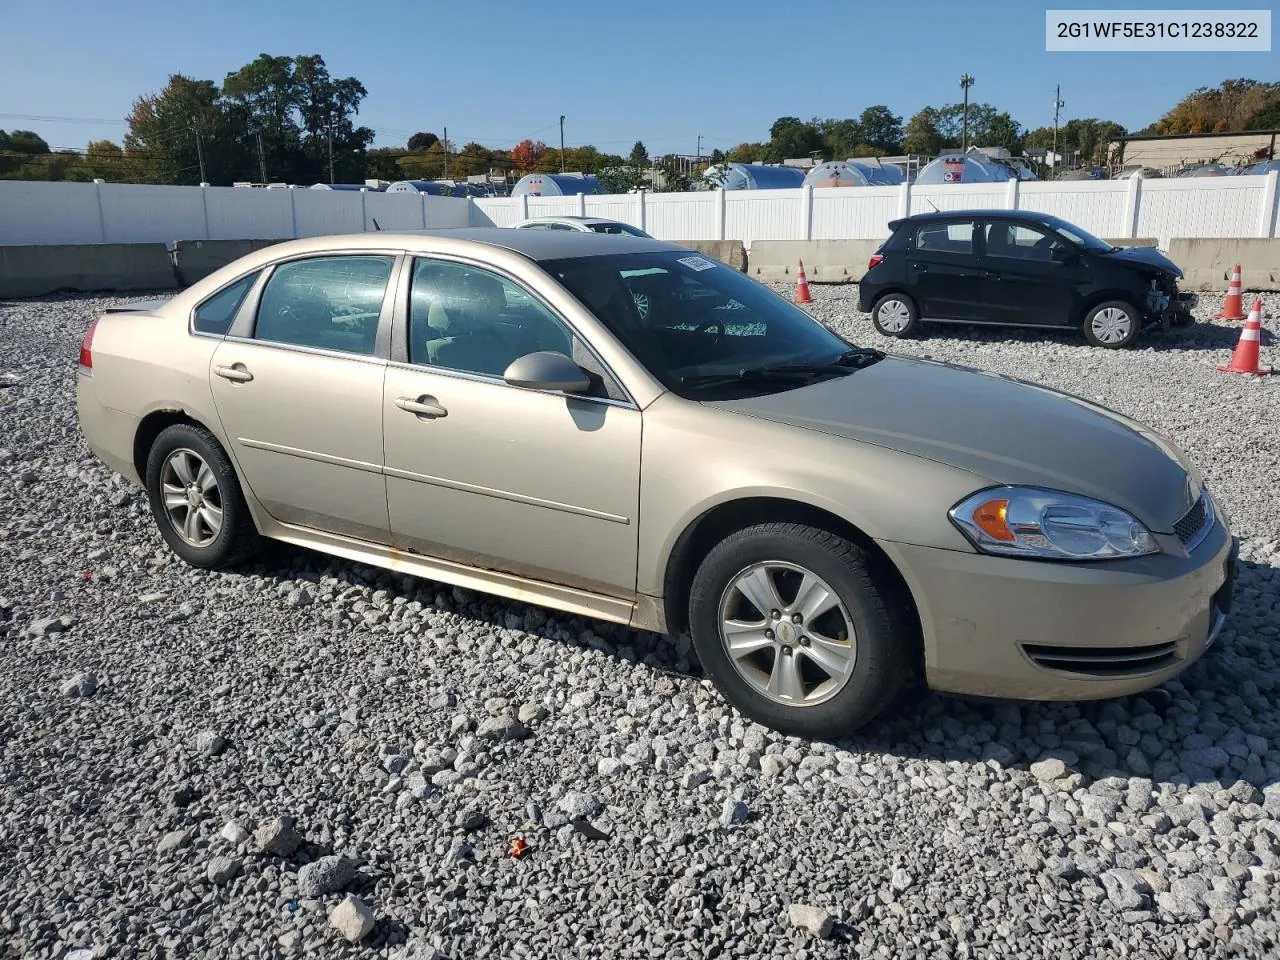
984,271,1002,280
395,395,447,419
214,363,254,383
912,263,928,272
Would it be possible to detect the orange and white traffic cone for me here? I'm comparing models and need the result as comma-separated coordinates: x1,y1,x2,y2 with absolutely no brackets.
1217,298,1272,375
1216,264,1246,321
794,259,813,304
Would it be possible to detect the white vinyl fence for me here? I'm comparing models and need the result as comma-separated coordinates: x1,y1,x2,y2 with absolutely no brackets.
0,180,471,246
1,172,1278,249
472,172,1280,249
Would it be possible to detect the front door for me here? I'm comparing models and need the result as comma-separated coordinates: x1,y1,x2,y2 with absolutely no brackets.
978,221,1080,327
208,253,397,544
382,257,642,597
905,218,987,321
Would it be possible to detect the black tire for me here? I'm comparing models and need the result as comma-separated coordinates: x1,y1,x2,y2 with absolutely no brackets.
1082,300,1141,349
688,522,913,738
145,423,262,569
870,293,920,339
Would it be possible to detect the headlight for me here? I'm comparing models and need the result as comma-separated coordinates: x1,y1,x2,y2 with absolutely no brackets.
949,487,1159,561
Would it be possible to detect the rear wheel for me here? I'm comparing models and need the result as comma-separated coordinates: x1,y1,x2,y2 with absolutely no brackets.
871,293,920,339
145,424,261,569
1083,300,1141,349
688,522,912,738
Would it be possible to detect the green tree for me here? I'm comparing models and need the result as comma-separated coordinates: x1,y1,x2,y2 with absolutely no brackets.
858,106,903,153
599,140,650,193
725,142,765,163
816,118,862,159
655,154,693,192
1155,78,1280,134
902,108,944,155
221,54,304,180
293,54,373,183
397,141,446,179
125,75,240,183
407,131,439,152
366,147,407,182
765,117,823,162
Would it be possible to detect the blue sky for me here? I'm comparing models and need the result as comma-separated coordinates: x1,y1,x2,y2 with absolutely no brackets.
1,0,1276,155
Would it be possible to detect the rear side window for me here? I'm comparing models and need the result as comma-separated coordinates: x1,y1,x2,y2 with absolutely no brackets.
193,272,259,336
253,256,394,356
914,221,975,255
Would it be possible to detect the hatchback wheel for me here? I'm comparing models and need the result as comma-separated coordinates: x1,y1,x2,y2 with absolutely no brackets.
145,423,261,569
1083,300,1140,349
688,522,912,738
871,294,919,338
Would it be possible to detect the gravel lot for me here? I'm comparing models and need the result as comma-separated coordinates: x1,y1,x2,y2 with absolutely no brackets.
2,285,1279,959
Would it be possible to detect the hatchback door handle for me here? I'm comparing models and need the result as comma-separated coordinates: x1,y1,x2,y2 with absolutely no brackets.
214,363,254,383
395,395,447,419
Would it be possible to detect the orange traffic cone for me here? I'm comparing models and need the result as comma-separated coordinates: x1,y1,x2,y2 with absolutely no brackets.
1217,298,1272,375
1216,264,1246,321
794,260,813,304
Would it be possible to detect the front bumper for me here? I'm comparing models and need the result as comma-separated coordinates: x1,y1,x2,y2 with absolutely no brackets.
882,513,1236,701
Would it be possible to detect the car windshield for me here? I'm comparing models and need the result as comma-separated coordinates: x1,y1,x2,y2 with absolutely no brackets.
543,251,868,400
1040,215,1115,252
587,222,649,237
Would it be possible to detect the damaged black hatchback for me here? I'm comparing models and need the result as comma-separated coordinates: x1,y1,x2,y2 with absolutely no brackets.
859,210,1198,349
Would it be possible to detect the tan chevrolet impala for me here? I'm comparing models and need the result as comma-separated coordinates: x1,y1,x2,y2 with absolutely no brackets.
76,229,1237,737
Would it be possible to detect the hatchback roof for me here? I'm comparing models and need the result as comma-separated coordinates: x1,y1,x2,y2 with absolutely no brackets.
896,209,1062,224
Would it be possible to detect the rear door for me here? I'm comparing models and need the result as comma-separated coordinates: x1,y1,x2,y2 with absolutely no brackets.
208,252,400,544
905,219,987,321
978,221,1081,327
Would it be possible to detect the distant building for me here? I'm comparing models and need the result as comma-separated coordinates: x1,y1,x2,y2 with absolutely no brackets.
1107,129,1278,176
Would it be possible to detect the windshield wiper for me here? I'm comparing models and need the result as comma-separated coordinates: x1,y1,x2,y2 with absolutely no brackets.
681,349,884,389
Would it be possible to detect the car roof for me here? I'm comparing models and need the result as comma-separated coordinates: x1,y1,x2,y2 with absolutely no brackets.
249,227,678,262
520,215,623,225
897,209,1061,224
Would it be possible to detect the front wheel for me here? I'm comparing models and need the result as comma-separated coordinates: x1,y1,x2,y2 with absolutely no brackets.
145,423,262,569
1083,300,1141,349
871,293,920,339
687,523,913,738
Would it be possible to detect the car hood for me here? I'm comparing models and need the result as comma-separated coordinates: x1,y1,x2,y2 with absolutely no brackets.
711,356,1198,533
1103,245,1183,279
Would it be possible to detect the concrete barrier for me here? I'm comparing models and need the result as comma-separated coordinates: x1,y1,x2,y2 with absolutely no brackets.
680,240,747,272
1105,237,1158,248
1168,238,1280,292
172,238,283,286
747,239,881,283
0,244,177,299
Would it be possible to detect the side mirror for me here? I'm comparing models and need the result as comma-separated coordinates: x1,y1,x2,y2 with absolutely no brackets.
1051,244,1076,264
503,351,592,394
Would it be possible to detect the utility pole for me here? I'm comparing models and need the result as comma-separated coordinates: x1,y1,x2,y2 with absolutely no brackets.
255,129,267,183
327,120,335,184
559,115,565,173
696,134,702,163
1052,85,1065,169
443,125,448,178
960,73,975,152
193,125,207,184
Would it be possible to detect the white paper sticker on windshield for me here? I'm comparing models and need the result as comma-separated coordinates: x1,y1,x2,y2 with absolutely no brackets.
678,256,717,272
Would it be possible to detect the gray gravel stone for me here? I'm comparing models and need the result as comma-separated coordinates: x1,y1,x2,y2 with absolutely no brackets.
194,730,228,756
60,671,98,698
253,816,303,857
720,798,749,827
297,856,358,897
219,821,250,845
156,828,194,855
205,855,241,885
475,715,529,741
1030,757,1067,781
557,791,603,818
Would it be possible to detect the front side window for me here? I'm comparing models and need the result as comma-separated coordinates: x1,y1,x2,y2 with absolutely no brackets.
914,221,976,254
1040,215,1115,252
588,222,649,237
253,256,394,356
193,271,259,336
544,251,860,400
983,222,1059,261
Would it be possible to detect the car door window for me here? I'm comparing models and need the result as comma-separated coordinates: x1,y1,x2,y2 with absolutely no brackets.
984,222,1059,261
914,221,976,254
253,255,394,356
193,271,259,336
407,258,624,400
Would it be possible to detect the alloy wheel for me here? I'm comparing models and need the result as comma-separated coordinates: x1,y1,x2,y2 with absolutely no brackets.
160,448,223,547
717,561,857,707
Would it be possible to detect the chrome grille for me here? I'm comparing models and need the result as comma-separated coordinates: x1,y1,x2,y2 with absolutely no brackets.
1174,492,1214,550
